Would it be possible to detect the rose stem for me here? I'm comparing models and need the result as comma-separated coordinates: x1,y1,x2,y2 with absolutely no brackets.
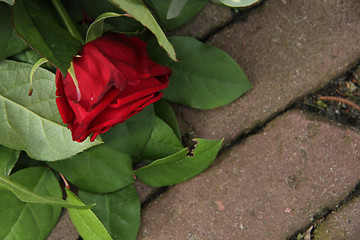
50,0,84,44
319,96,360,112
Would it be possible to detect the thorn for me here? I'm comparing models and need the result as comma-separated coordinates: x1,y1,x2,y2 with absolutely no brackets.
59,173,70,189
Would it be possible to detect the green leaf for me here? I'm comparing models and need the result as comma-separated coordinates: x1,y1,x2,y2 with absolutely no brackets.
0,145,19,176
0,0,14,5
0,3,27,60
101,105,154,160
154,99,181,140
79,184,140,240
148,36,252,109
9,48,56,72
80,0,143,33
29,57,48,95
109,0,177,61
149,0,207,30
12,0,82,75
141,116,183,160
29,58,48,82
66,188,113,240
219,0,259,7
0,172,94,209
166,0,190,19
0,167,62,240
48,145,133,193
135,138,222,187
86,12,127,43
0,60,101,161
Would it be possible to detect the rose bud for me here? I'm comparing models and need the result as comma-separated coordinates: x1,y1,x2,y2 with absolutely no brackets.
55,33,171,142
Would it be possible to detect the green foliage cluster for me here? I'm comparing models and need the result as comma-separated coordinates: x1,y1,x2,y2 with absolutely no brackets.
0,0,254,239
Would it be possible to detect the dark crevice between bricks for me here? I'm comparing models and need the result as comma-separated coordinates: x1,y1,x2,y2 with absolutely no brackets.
141,68,360,237
140,107,286,209
287,182,360,240
139,103,294,210
285,60,360,239
141,187,169,209
141,59,360,232
227,56,360,152
141,3,360,231
220,58,360,239
294,59,360,134
141,58,360,211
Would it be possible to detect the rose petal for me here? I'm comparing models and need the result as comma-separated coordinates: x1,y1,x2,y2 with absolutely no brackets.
55,33,171,142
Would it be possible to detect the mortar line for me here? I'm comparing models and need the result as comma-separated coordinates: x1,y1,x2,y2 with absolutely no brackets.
140,103,294,210
287,181,360,240
141,91,360,238
141,61,360,213
142,18,360,237
140,61,360,208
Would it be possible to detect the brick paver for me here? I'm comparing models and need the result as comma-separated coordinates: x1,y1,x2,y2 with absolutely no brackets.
137,111,360,239
47,210,78,240
178,0,360,145
314,195,360,240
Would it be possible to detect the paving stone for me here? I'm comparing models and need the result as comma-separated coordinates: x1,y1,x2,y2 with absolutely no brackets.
137,110,360,240
169,3,234,40
47,209,79,240
313,196,360,240
178,0,360,145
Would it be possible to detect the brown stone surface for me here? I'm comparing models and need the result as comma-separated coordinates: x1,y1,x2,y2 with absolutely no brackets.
137,110,360,240
169,3,234,40
178,0,360,144
47,209,79,240
314,196,360,240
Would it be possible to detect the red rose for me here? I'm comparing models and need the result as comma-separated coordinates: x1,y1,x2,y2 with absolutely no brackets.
55,33,171,142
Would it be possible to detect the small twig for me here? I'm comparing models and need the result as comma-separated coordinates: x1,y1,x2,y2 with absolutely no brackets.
334,89,346,97
319,96,360,112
